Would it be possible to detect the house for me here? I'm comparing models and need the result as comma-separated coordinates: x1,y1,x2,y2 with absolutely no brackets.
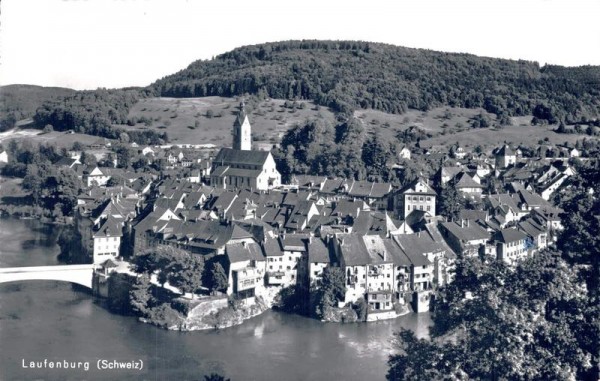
0,150,8,164
263,236,290,286
333,234,395,312
518,218,548,251
391,233,435,313
437,166,463,185
347,181,393,210
452,172,484,195
495,228,530,266
84,166,111,187
92,216,123,264
397,178,437,219
397,145,411,160
210,148,281,190
439,220,491,257
225,241,266,303
306,238,333,287
494,144,516,169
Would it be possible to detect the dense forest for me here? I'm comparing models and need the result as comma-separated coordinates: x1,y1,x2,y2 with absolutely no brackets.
151,40,600,122
31,88,168,144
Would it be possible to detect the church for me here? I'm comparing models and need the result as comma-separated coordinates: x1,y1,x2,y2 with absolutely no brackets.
210,103,281,190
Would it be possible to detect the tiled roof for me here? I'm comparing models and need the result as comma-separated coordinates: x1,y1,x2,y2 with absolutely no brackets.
495,228,528,243
226,241,265,263
440,221,491,242
213,148,269,167
308,238,331,263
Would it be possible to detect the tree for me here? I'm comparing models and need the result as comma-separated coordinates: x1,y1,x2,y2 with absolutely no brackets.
167,253,204,297
437,183,465,221
314,267,346,317
362,133,391,181
129,274,152,316
208,262,229,293
203,373,231,381
388,250,596,380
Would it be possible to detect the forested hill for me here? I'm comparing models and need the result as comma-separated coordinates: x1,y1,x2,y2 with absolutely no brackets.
151,40,600,122
0,85,76,132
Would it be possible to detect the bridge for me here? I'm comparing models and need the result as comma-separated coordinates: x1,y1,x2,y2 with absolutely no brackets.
0,264,96,289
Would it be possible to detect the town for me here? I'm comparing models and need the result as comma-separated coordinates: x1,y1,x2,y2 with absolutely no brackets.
0,100,582,329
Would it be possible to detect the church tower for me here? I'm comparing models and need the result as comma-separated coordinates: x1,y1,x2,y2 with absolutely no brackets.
233,102,252,151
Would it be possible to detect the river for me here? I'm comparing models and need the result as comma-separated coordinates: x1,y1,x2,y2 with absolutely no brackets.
0,218,432,381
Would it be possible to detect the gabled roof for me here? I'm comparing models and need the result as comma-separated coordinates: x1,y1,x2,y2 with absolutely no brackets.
517,189,548,208
226,241,265,263
336,234,371,266
453,173,484,189
308,238,331,263
440,221,491,242
518,218,546,238
281,234,309,252
495,228,528,243
93,216,124,238
400,178,437,196
213,148,270,167
263,236,283,257
353,211,399,236
320,178,345,194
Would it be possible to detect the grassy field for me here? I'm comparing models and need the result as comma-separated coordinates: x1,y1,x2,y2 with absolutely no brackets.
117,97,338,147
2,94,596,153
355,107,494,142
0,128,101,148
421,124,589,150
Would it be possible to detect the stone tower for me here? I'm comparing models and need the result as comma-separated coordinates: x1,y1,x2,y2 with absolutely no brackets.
233,102,252,151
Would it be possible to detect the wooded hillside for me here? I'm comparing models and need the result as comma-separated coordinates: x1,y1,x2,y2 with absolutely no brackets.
151,40,600,122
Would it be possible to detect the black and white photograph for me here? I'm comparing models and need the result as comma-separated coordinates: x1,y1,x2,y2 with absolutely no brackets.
0,0,599,380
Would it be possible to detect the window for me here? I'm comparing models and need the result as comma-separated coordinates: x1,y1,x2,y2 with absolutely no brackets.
407,205,411,211
419,196,424,201
286,266,291,270
427,206,431,211
419,205,424,211
426,197,431,201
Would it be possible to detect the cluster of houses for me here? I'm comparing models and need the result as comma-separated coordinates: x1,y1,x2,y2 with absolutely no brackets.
71,106,572,318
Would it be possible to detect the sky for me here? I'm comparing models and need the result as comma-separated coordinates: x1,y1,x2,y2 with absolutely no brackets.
1,0,599,90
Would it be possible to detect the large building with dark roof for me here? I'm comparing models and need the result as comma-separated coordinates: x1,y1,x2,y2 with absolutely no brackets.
210,148,281,190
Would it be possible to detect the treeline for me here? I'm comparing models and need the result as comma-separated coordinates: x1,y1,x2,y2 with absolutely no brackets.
32,88,167,144
274,118,382,182
151,40,600,122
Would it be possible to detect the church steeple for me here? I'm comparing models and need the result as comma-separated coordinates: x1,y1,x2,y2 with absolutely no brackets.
233,101,252,150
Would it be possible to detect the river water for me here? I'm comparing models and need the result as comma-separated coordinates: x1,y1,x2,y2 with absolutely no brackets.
0,218,432,381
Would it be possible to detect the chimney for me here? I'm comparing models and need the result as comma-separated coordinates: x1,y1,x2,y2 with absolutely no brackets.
242,241,247,248
466,220,470,227
461,219,465,228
